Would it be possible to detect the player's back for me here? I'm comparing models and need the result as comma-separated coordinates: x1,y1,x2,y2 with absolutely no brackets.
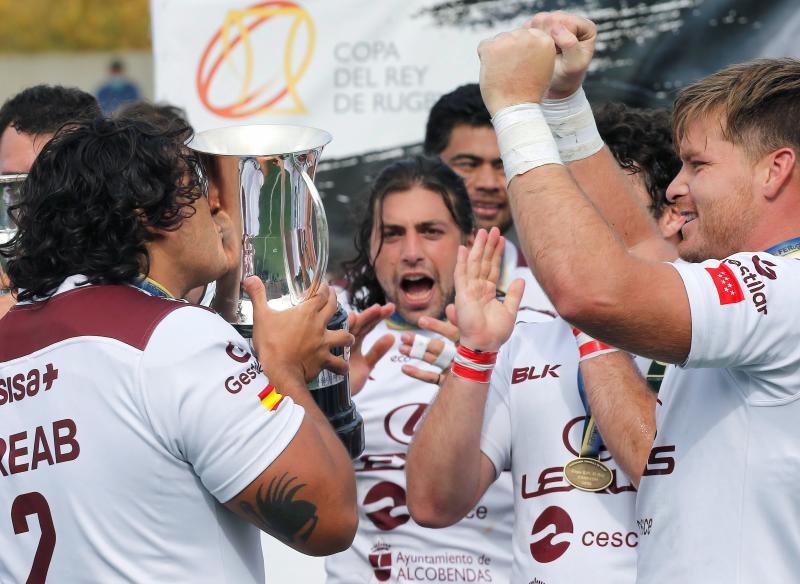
0,280,264,583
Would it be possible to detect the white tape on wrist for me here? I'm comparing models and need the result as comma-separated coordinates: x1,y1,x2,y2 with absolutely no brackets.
432,340,457,370
491,103,562,186
542,88,604,163
409,335,431,360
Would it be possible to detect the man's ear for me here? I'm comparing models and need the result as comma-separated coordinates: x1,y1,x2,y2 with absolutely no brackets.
760,147,796,201
657,205,685,240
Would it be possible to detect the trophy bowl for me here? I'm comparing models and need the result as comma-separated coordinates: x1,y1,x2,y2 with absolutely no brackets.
187,125,364,459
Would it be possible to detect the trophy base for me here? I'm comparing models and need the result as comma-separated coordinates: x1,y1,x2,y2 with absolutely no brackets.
233,324,253,338
310,380,365,459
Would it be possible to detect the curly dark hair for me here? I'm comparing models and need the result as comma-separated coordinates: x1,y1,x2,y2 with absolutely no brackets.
342,156,474,310
594,103,681,219
424,84,492,155
1,117,204,302
0,85,101,137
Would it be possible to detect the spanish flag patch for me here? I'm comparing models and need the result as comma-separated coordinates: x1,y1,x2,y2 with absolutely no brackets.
258,384,284,411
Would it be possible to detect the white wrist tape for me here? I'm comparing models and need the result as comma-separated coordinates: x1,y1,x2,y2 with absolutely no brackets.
542,88,604,163
433,340,456,370
491,103,562,186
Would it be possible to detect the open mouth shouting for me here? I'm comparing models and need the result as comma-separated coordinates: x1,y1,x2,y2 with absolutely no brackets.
399,273,436,309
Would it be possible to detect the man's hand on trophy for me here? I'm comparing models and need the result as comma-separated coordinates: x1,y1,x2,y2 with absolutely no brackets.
453,228,524,353
524,12,597,99
347,303,396,396
477,27,556,116
398,313,459,387
245,277,354,386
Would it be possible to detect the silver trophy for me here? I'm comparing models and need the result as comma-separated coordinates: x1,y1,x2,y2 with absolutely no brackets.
187,125,364,458
0,173,25,294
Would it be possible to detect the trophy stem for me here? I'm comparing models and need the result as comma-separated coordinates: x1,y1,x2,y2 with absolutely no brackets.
235,303,365,459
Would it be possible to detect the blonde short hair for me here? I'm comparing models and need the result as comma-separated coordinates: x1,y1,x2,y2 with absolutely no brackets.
673,58,800,161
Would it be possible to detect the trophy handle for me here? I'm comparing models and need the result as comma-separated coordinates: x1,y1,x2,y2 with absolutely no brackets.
291,167,329,302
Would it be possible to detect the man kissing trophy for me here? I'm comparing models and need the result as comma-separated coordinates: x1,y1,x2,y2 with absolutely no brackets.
188,125,364,457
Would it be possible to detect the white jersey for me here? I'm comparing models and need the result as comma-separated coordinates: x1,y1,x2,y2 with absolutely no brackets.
636,252,800,583
0,276,304,583
481,317,637,584
326,319,514,584
501,240,554,316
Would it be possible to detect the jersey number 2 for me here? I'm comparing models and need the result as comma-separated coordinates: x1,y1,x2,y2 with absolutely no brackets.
11,492,56,584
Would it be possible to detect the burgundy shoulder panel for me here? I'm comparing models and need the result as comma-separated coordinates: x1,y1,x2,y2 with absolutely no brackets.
0,285,190,361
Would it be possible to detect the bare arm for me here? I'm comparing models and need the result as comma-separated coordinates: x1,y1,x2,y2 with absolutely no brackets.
406,373,500,527
579,351,656,487
524,13,672,256
224,278,358,555
478,24,691,363
407,229,523,527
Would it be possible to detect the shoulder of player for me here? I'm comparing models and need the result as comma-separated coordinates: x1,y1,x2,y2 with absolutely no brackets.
1,285,202,360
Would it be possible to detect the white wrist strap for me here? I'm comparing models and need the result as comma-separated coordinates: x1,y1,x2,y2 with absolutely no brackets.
542,88,604,163
491,103,562,186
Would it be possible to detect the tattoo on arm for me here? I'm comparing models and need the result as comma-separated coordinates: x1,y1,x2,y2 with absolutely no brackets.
239,473,319,544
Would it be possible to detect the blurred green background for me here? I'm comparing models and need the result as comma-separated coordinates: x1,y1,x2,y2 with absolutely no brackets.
0,0,150,52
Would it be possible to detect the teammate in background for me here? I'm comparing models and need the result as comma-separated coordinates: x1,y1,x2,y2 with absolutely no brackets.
326,156,514,583
424,84,551,311
477,10,800,583
0,85,101,318
595,103,683,246
405,16,682,582
0,118,358,583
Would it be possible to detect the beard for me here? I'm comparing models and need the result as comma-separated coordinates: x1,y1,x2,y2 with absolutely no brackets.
678,185,756,263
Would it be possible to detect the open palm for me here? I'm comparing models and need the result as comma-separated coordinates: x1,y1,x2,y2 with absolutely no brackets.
454,228,524,352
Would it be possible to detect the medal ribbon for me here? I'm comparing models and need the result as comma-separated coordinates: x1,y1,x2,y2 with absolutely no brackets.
576,370,603,459
132,276,175,299
766,237,800,259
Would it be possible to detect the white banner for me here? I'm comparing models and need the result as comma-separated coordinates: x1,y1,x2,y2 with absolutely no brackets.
151,0,799,266
151,0,506,158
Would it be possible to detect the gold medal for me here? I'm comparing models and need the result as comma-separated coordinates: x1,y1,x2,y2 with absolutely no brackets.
564,457,613,492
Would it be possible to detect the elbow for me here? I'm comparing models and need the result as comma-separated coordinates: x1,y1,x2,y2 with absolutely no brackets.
548,278,619,332
305,507,359,556
407,486,465,529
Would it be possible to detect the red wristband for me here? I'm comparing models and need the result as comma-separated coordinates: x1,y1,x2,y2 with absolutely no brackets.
572,328,619,362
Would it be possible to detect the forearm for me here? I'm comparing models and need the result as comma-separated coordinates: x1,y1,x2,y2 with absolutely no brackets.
567,146,670,254
406,375,490,527
579,351,656,487
511,164,633,314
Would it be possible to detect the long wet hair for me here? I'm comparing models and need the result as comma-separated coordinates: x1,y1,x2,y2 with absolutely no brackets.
1,117,204,301
342,156,474,310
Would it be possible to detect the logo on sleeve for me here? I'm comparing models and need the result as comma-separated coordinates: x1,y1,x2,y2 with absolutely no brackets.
226,341,252,363
705,264,744,305
752,256,777,280
258,384,285,411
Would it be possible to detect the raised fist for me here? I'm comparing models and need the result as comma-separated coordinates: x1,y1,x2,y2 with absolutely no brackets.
477,27,556,116
524,11,597,99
